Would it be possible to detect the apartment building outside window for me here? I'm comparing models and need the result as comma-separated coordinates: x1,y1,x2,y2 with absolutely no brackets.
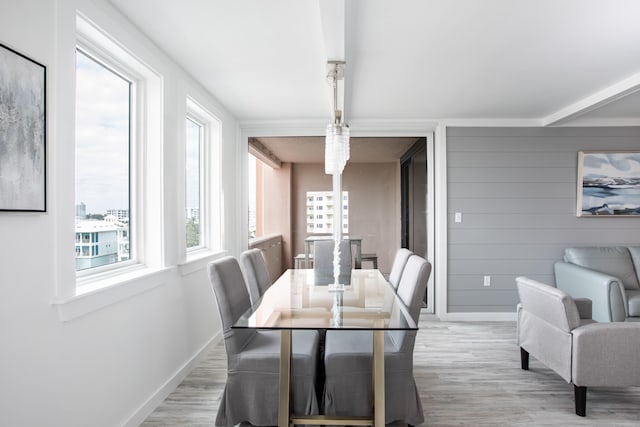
75,49,132,272
306,191,349,234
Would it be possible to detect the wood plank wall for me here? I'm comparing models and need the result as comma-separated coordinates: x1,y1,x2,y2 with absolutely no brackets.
446,127,640,313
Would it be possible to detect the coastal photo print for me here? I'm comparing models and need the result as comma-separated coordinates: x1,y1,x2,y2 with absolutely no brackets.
0,43,46,212
577,151,640,217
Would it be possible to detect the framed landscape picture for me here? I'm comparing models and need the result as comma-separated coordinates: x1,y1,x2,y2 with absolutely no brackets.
0,43,46,212
577,151,640,217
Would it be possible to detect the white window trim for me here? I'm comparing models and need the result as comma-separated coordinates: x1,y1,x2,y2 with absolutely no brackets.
74,47,139,280
52,12,165,321
178,97,222,272
184,114,205,252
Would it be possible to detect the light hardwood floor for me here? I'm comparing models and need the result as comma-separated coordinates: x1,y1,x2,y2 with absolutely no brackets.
142,317,640,426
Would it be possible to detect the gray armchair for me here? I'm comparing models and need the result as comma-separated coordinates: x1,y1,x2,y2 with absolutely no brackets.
516,276,640,416
207,256,320,426
554,246,640,322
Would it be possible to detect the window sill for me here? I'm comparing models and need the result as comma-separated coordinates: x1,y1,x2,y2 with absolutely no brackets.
51,266,173,322
179,249,228,276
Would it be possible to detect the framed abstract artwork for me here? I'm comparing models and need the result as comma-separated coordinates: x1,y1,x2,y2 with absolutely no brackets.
577,151,640,217
0,43,46,212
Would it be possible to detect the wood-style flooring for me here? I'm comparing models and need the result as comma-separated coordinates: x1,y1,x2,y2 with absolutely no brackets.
142,317,640,426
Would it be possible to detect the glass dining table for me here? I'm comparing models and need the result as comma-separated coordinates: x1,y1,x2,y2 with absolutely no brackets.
233,268,417,427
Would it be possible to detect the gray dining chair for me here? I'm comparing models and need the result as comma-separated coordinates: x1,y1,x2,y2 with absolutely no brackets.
313,239,352,284
322,255,431,425
388,248,413,290
207,256,320,427
239,248,271,306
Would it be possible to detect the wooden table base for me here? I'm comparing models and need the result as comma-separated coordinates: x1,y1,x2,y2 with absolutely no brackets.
278,329,385,427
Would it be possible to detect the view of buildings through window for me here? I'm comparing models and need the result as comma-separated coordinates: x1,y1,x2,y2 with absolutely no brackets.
74,49,131,271
185,117,202,248
306,191,348,234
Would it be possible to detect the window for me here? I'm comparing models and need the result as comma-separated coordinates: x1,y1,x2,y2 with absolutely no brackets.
248,153,257,239
184,97,221,257
52,13,166,320
75,49,132,273
185,117,202,249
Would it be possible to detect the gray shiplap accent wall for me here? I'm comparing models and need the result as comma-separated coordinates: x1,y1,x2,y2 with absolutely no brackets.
447,127,640,313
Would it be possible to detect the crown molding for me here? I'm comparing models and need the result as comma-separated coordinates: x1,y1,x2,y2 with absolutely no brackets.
542,71,640,126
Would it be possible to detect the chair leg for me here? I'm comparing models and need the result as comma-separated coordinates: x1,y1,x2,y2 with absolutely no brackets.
574,385,587,416
520,347,529,370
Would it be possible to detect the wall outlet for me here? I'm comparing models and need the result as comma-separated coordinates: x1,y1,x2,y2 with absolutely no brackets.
454,212,462,223
483,275,491,287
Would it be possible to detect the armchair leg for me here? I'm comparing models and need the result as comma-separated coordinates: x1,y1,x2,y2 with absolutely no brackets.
520,347,529,370
574,385,587,416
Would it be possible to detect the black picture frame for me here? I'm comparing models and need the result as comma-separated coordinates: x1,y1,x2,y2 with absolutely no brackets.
0,43,46,212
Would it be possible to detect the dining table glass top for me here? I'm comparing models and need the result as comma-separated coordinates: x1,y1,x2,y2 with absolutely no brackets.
233,269,417,330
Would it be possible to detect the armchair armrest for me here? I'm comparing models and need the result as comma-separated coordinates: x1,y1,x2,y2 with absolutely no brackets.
572,322,640,387
554,262,627,322
573,298,592,320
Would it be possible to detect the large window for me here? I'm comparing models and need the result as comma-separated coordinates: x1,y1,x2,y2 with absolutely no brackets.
248,153,257,239
185,117,202,249
75,49,132,272
184,97,221,257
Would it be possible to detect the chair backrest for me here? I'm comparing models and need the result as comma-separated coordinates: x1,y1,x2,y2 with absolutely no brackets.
313,240,352,277
207,256,255,355
516,276,582,383
396,255,431,323
239,248,271,306
564,246,640,290
388,248,413,290
516,276,581,332
387,255,430,352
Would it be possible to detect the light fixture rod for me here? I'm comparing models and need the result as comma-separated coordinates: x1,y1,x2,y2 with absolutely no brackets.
327,61,345,124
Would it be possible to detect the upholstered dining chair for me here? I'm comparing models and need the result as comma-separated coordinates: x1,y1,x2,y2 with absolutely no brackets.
313,240,352,284
322,255,431,425
239,248,271,306
207,256,320,427
388,248,413,290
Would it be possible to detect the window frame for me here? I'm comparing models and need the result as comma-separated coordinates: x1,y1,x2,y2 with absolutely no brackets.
184,115,204,251
73,14,164,287
183,96,222,261
74,46,137,278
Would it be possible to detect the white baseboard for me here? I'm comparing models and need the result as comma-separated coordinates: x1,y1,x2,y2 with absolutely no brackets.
122,331,222,427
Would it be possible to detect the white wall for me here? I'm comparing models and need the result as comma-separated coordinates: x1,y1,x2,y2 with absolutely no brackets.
0,1,243,425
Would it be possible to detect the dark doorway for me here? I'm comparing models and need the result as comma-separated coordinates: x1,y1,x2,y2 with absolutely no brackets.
400,137,428,303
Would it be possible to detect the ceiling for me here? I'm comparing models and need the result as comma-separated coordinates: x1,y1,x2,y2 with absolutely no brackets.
109,0,640,160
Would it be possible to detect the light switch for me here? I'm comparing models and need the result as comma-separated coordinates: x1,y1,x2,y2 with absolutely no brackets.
454,212,462,223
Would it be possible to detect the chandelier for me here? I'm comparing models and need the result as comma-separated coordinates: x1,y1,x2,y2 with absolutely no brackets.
325,61,350,175
325,61,350,289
